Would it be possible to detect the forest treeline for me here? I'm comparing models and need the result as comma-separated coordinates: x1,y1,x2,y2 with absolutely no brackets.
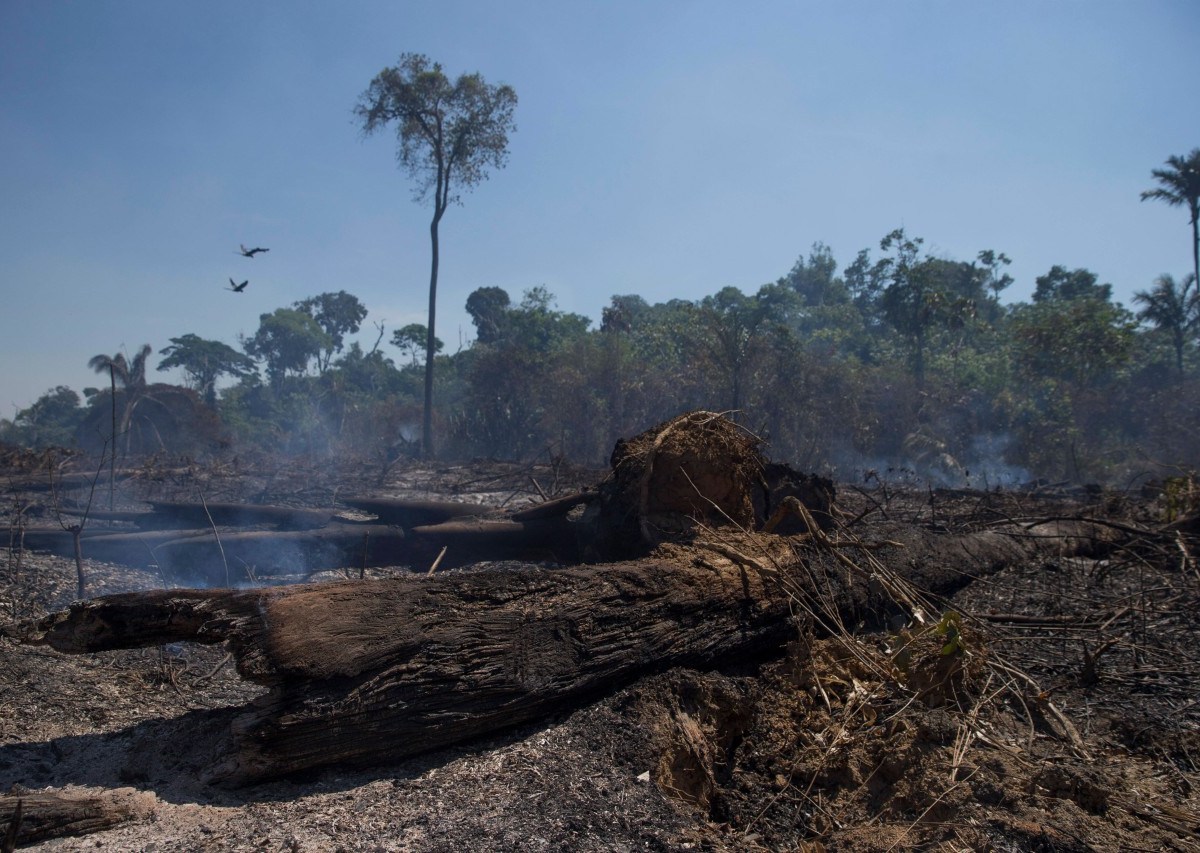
3,228,1198,486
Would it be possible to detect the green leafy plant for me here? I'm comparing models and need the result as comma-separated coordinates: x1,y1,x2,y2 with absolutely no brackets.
934,610,965,656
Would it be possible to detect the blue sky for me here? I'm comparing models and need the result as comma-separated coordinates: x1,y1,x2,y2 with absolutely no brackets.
1,0,1197,415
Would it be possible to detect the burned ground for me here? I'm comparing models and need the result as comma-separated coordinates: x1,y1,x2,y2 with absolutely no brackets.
1,452,1199,851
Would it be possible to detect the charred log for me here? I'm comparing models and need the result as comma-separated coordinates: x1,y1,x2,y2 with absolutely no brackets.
143,502,334,531
0,789,154,847
10,517,1118,785
18,543,811,783
507,491,595,522
0,471,134,495
11,518,581,585
337,497,496,527
17,528,215,570
150,517,580,585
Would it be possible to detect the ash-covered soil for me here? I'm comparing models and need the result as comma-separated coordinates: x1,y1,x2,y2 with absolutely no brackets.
2,455,1199,851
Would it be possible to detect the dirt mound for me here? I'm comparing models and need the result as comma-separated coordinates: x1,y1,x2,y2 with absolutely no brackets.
618,624,1196,851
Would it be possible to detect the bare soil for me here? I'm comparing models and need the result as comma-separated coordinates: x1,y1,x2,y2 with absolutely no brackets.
2,455,1199,851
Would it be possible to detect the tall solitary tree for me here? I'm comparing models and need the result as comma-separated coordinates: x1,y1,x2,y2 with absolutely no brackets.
355,53,517,457
1141,148,1200,288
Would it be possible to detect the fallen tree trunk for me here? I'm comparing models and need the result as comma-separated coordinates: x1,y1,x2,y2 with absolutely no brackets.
151,517,579,585
14,519,1113,785
16,528,215,570
15,517,581,584
18,538,816,784
143,501,335,531
338,497,497,527
50,502,334,530
0,789,155,847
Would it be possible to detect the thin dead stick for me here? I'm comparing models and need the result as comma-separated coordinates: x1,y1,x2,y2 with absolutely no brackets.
1016,514,1156,537
978,609,1127,628
427,545,448,576
950,672,998,783
196,489,231,588
135,537,171,591
1177,531,1198,584
1099,605,1133,631
989,656,1089,758
195,652,234,684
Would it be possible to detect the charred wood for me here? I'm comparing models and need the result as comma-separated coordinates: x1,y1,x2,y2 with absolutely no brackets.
337,497,496,527
147,518,579,585
9,519,1116,785
0,789,154,847
507,491,596,522
144,501,334,531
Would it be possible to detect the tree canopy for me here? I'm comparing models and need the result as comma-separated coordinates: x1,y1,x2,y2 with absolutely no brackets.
1133,273,1199,376
391,323,443,366
294,291,369,372
1,386,84,448
243,309,333,387
11,142,1200,484
158,334,257,406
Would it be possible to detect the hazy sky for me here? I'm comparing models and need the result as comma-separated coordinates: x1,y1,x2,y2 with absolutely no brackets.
1,0,1197,415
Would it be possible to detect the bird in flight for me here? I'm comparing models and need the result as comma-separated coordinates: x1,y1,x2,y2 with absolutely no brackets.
228,278,249,292
238,244,269,258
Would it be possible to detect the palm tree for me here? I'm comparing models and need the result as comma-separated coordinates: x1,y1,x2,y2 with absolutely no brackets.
1133,273,1199,376
1141,149,1200,288
88,344,153,453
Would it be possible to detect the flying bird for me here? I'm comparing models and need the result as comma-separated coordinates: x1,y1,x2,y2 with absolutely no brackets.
238,244,269,258
228,278,249,292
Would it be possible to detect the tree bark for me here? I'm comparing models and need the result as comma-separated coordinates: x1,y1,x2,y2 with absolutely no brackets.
423,200,444,460
12,519,1115,785
0,789,154,847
